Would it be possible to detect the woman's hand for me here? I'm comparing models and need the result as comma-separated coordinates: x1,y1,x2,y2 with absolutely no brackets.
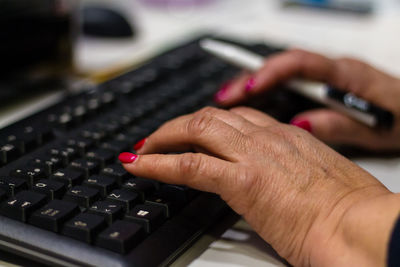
120,106,400,267
214,50,400,151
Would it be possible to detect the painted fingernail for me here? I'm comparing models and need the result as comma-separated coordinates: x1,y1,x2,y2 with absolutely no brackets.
290,118,312,133
214,82,231,102
134,138,147,151
118,152,138,163
245,77,256,92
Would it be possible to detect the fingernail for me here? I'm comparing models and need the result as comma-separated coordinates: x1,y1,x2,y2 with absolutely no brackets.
214,82,231,102
134,138,147,151
245,77,256,92
290,118,312,133
118,152,138,163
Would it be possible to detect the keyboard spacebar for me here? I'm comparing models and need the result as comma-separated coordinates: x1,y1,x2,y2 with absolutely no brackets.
126,193,229,267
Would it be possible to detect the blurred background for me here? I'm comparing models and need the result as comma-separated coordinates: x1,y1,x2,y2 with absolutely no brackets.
75,0,400,78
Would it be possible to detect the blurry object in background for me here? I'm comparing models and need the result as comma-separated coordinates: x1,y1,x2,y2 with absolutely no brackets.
139,0,216,8
82,6,135,38
282,0,375,14
0,0,77,102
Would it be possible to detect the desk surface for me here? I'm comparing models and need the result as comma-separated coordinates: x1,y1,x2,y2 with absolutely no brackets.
2,0,400,266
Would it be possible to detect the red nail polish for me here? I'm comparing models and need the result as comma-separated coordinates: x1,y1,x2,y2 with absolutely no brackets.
214,82,231,102
134,138,147,151
290,118,312,133
245,77,256,92
118,152,138,163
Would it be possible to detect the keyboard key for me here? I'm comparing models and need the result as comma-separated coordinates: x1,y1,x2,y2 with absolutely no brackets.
32,156,63,176
81,129,107,145
29,199,79,232
96,121,121,135
122,178,156,202
0,189,6,202
49,146,79,166
125,204,165,233
101,164,130,185
88,201,124,225
10,166,47,187
101,140,130,154
69,159,100,179
0,143,20,165
0,176,28,196
7,126,41,153
66,137,94,156
145,195,177,218
83,175,116,197
96,220,144,254
62,213,107,244
106,189,140,212
0,191,47,222
160,184,196,203
51,168,84,187
86,149,115,168
64,186,100,208
32,179,66,200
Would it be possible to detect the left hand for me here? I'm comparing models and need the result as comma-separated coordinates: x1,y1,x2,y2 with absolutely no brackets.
120,106,400,267
213,49,400,151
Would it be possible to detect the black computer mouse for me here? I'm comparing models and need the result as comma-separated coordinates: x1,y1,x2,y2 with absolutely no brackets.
82,6,135,38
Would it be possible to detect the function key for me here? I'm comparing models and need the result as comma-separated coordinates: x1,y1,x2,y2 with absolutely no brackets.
29,199,79,232
96,220,144,254
62,213,107,244
0,191,47,222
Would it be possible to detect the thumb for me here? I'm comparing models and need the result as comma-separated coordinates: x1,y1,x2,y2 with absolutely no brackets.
290,109,384,149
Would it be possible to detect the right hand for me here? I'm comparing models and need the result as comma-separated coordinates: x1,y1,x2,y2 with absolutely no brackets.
214,49,400,151
121,106,400,267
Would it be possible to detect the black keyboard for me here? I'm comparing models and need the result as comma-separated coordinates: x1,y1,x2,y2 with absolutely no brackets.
0,36,318,266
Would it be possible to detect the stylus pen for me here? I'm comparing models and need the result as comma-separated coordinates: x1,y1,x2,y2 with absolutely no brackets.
200,38,394,129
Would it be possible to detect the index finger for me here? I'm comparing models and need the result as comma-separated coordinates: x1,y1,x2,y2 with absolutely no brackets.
219,49,338,105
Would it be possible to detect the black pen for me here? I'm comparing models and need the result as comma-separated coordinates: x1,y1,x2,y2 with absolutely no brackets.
200,38,394,129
